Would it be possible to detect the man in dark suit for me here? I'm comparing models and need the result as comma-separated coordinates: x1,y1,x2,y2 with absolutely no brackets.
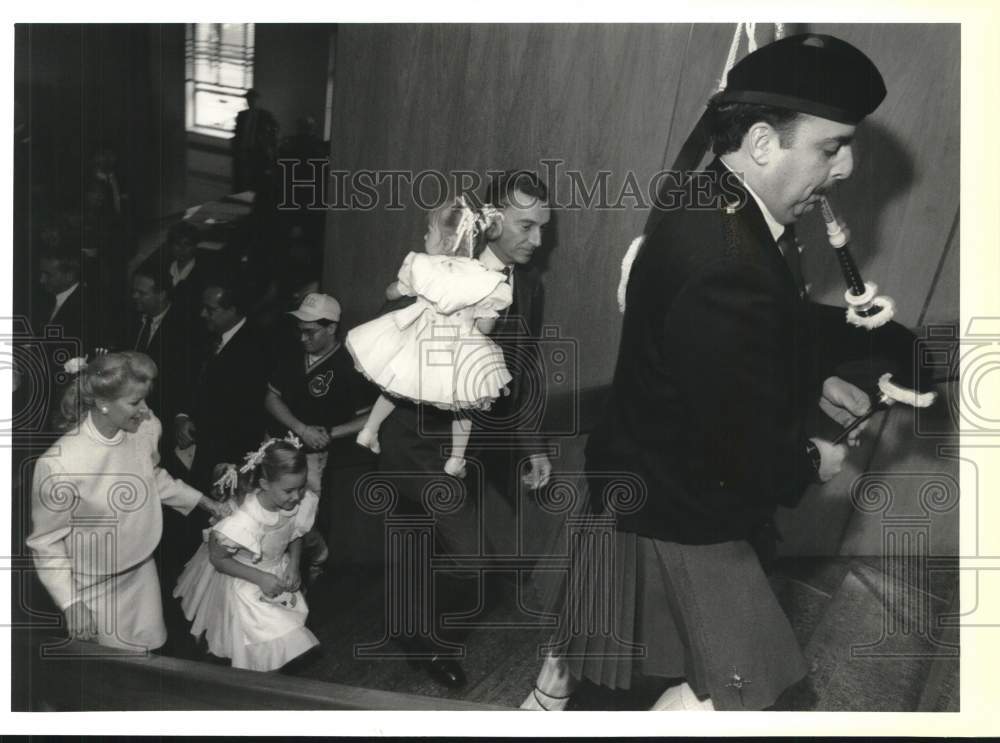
375,173,552,689
476,171,553,492
129,258,205,655
157,221,210,328
129,258,202,432
34,248,92,351
31,248,98,432
525,35,895,711
174,276,267,494
232,88,279,195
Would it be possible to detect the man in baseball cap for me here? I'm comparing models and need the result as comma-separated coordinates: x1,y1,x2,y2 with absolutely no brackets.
265,291,376,579
288,292,341,324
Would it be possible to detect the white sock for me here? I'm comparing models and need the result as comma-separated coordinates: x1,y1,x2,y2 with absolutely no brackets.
650,681,715,711
519,654,576,711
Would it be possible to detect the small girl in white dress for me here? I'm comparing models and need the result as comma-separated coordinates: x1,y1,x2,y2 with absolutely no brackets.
173,437,320,671
346,195,512,477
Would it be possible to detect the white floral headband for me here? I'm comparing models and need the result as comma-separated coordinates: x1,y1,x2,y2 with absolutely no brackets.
450,197,502,257
213,432,304,496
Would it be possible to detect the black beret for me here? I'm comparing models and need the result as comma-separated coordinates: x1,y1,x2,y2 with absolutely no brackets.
716,33,886,124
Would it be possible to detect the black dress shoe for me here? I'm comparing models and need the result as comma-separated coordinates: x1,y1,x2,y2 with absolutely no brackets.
407,654,467,689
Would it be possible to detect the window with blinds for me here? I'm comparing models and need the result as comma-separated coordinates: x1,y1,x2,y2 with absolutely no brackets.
185,23,255,137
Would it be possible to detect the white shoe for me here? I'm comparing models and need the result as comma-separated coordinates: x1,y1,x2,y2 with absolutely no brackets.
356,428,381,454
520,686,571,711
444,457,466,478
650,682,715,711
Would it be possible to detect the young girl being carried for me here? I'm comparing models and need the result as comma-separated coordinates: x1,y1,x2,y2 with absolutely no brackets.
173,436,320,671
346,194,512,477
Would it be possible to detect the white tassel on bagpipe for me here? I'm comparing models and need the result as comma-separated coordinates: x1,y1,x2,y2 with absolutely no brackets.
879,372,937,409
617,236,645,313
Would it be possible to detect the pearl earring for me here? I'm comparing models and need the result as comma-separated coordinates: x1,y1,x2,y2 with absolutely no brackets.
100,406,109,414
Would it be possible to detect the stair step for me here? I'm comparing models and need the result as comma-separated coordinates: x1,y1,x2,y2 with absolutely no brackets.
781,560,957,711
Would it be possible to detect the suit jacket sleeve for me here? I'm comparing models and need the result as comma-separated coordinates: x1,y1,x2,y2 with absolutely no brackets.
664,259,815,507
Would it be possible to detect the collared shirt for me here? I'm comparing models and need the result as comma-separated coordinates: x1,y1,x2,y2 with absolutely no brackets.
719,159,785,245
169,258,195,287
218,317,247,354
95,170,121,213
479,245,514,291
50,283,79,322
176,316,248,422
147,304,171,344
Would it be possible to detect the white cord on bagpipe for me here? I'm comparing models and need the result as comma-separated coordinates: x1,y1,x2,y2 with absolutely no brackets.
618,22,780,314
717,23,758,93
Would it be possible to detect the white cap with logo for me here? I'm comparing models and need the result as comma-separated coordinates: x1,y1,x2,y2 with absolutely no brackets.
289,292,341,323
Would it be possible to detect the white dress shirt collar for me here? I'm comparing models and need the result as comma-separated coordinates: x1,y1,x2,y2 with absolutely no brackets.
478,245,509,273
218,317,247,353
147,304,171,342
719,159,785,243
50,282,80,321
169,258,196,286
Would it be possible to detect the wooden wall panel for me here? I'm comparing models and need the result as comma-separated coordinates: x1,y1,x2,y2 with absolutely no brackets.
325,24,706,388
325,23,958,395
254,24,336,138
920,213,960,327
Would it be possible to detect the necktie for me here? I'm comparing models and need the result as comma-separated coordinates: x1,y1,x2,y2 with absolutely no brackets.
135,315,151,351
777,227,806,298
501,266,517,318
196,335,223,390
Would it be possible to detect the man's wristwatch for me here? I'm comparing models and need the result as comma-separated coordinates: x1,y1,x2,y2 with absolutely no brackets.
805,440,822,476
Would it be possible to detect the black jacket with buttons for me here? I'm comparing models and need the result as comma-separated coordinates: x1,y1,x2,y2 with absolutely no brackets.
585,159,823,544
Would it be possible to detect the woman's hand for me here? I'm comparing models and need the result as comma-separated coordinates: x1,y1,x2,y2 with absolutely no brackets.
64,600,98,642
198,495,232,522
258,573,285,598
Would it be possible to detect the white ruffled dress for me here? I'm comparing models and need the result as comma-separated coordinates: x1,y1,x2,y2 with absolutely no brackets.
346,251,513,410
173,490,320,671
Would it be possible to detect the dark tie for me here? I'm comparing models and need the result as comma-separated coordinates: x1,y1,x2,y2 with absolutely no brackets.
777,227,806,298
501,266,517,318
134,315,151,351
196,335,223,390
